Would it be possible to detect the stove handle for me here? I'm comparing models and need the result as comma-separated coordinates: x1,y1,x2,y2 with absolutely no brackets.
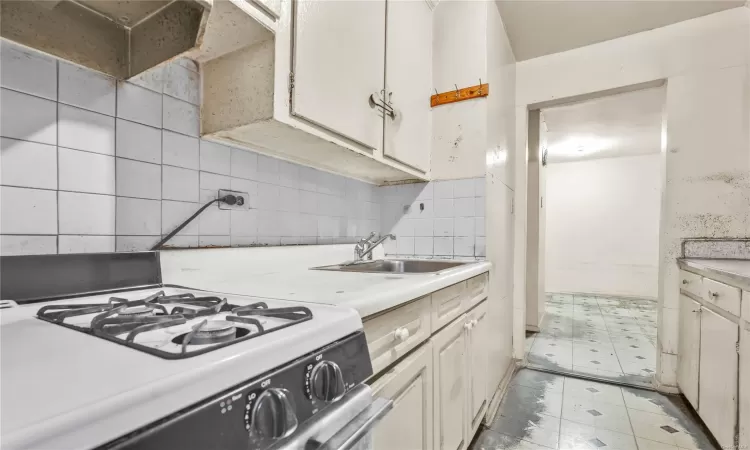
316,396,392,450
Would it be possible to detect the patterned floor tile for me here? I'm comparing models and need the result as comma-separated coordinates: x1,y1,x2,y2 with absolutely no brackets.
628,409,712,450
472,429,556,450
559,419,638,450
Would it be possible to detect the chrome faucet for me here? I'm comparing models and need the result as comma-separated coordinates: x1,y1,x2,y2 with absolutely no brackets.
353,233,395,262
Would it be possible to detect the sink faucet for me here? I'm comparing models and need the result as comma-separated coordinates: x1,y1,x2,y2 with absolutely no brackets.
353,233,395,262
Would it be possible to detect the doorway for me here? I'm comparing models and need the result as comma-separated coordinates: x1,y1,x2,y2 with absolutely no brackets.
523,86,666,388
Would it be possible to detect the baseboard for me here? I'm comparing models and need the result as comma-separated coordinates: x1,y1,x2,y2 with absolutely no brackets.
526,324,540,332
653,375,680,394
484,359,520,425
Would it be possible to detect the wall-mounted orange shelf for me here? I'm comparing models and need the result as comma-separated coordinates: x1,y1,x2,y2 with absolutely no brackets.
430,83,489,107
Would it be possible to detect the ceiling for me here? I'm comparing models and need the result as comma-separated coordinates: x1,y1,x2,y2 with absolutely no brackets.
496,0,746,61
541,86,666,164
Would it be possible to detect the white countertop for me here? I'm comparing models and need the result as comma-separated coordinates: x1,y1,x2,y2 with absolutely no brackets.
160,245,492,318
679,258,750,291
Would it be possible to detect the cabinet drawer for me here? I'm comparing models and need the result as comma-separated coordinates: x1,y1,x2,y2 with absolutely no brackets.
364,296,431,375
679,270,703,298
703,278,741,317
431,281,467,332
466,273,488,309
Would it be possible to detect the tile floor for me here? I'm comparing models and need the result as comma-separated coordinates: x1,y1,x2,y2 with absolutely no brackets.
471,369,718,450
525,293,658,387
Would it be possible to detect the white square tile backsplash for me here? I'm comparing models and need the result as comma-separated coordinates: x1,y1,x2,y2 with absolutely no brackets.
58,104,116,155
117,82,162,128
58,192,116,235
0,42,484,258
380,179,486,259
1,88,57,145
58,148,116,195
0,41,57,100
0,138,57,189
58,61,116,116
0,186,57,234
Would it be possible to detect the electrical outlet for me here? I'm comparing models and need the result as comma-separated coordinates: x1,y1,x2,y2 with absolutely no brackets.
218,189,250,210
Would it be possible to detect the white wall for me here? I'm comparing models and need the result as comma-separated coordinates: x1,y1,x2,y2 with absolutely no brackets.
513,7,750,390
545,154,661,298
432,0,517,395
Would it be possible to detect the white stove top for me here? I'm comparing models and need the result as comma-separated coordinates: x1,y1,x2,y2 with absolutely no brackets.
0,287,363,450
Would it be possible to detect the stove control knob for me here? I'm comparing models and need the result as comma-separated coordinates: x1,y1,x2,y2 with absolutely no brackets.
310,361,345,403
250,388,298,439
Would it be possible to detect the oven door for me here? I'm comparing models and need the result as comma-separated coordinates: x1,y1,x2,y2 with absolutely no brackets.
270,384,392,450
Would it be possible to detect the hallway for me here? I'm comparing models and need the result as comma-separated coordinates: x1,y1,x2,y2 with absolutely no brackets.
471,369,718,450
525,293,657,387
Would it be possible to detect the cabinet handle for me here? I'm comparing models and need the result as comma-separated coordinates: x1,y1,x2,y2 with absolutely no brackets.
393,327,410,342
709,291,719,298
692,308,702,313
464,322,472,331
471,319,478,327
682,279,689,285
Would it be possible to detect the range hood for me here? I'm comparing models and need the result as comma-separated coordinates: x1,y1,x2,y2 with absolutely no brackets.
0,0,212,79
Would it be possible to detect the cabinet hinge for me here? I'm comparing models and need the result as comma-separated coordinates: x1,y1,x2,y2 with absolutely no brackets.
737,341,741,354
510,197,514,214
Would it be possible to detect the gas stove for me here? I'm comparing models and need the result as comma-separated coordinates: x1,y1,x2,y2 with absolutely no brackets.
36,290,314,359
0,253,388,450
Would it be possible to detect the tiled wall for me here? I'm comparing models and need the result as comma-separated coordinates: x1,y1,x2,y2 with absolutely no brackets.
380,178,486,259
0,41,381,255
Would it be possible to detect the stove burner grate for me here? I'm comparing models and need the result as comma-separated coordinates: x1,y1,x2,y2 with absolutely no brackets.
36,291,315,359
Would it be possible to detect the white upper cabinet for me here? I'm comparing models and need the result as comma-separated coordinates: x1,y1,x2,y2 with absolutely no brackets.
292,0,386,150
698,307,738,449
201,0,431,184
383,0,433,173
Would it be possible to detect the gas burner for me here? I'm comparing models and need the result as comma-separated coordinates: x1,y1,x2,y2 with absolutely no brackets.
190,320,237,345
36,290,316,359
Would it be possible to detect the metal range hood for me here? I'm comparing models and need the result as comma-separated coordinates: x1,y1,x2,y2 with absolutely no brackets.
0,0,212,79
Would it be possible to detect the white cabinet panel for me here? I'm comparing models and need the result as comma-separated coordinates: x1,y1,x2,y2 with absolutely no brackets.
292,0,385,150
679,270,703,298
740,325,749,450
678,294,701,410
433,314,468,450
466,301,488,437
371,341,433,450
250,0,281,18
703,277,742,317
699,307,738,449
383,0,432,172
364,295,432,374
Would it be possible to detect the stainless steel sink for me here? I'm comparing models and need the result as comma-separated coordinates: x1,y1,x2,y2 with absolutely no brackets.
312,259,469,274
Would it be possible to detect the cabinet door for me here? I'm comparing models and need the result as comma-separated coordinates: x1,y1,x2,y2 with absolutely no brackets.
466,301,489,437
433,314,468,450
292,0,385,150
678,295,701,410
699,307,738,449
383,0,432,172
740,325,749,450
371,342,433,450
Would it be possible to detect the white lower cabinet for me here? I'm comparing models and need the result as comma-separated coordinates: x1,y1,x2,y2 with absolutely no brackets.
465,301,489,439
740,324,749,450
698,307,739,449
677,295,701,410
371,341,434,450
433,314,468,450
